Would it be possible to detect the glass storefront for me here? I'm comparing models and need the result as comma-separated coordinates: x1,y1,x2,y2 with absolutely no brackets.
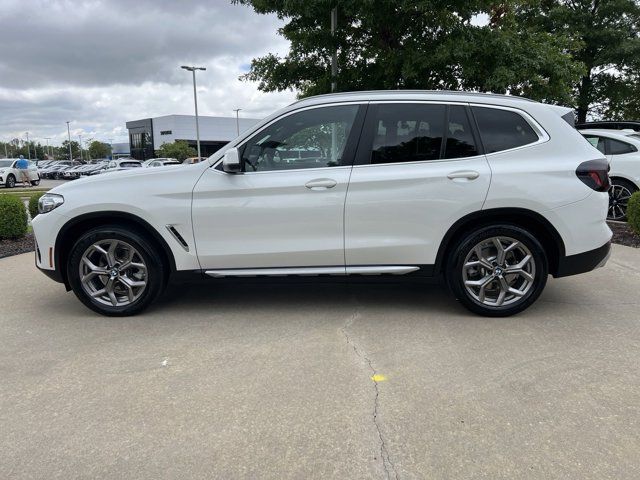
126,118,154,160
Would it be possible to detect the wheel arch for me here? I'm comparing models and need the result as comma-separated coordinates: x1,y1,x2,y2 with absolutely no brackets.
55,211,177,289
609,175,639,190
434,208,566,277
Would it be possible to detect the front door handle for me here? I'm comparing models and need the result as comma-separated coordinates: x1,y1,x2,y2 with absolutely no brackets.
447,170,480,180
305,178,337,190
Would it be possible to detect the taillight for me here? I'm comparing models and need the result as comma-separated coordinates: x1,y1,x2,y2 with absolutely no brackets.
576,159,610,192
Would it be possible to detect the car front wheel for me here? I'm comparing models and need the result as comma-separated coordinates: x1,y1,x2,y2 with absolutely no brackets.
6,174,15,188
67,226,166,316
446,225,548,317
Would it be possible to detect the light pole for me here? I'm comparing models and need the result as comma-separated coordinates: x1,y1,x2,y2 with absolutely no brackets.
233,108,242,136
78,134,83,162
44,137,51,158
25,132,31,160
66,121,73,160
3,141,7,159
109,138,114,160
181,65,206,159
331,7,338,93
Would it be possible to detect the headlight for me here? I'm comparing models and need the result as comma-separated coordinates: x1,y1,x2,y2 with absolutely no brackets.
0,169,5,174
38,193,64,214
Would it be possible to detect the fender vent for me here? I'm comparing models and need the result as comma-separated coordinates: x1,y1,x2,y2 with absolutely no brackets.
166,225,189,252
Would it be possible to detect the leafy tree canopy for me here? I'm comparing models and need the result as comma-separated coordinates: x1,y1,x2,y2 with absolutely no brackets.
156,140,196,161
88,140,111,160
237,0,640,120
236,1,583,104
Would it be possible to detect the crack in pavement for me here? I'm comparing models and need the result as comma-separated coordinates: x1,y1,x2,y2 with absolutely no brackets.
341,309,400,480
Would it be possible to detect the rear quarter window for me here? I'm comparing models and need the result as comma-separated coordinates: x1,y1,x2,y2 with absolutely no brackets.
608,139,637,155
472,107,539,153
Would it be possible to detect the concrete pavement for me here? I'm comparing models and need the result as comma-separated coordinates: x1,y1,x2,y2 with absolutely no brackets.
1,245,640,479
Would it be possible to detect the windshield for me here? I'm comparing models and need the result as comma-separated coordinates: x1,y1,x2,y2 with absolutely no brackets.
0,160,13,168
121,162,141,168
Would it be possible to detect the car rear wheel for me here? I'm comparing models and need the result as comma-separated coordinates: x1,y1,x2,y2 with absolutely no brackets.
446,225,548,317
31,179,40,186
67,226,166,316
608,179,637,221
6,174,15,188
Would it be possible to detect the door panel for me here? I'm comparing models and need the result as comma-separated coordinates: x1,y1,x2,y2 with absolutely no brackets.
345,159,491,266
192,167,352,269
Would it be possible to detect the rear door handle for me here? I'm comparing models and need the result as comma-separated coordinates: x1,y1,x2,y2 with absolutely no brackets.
305,178,337,190
447,170,480,180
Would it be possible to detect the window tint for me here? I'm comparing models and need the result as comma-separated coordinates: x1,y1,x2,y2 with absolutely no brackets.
472,107,539,153
608,138,637,155
584,135,606,154
241,105,358,172
368,104,445,164
444,106,478,159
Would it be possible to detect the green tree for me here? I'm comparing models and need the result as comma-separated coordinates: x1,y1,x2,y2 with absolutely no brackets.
58,140,81,160
235,1,583,104
522,0,640,122
156,140,197,162
88,140,111,160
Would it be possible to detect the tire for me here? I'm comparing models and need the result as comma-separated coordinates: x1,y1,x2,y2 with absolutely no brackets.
31,179,40,186
446,225,548,317
6,174,15,188
608,179,638,221
67,226,167,316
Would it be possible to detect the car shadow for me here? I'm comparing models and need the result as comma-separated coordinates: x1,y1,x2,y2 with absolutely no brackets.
152,277,463,316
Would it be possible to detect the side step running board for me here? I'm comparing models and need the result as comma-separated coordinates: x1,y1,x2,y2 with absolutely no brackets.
204,266,419,278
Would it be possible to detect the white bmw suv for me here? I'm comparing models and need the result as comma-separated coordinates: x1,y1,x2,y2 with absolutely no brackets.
32,91,612,317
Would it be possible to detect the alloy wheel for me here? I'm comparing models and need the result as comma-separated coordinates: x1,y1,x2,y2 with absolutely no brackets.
608,184,633,221
79,239,147,307
462,236,536,308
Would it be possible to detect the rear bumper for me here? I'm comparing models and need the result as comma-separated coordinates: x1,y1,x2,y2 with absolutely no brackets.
554,241,611,278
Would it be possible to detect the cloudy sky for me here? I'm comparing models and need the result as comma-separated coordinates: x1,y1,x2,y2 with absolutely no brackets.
0,0,296,146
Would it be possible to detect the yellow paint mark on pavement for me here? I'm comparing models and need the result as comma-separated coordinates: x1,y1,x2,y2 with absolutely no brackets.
371,374,387,382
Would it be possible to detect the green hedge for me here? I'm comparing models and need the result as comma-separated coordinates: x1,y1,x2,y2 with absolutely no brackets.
628,192,640,236
0,195,28,239
28,192,46,219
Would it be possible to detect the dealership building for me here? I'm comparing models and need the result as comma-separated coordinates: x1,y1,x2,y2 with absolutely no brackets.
126,114,261,160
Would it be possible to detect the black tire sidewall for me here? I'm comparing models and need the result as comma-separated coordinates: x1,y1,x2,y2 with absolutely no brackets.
67,226,165,316
446,225,548,317
7,175,15,188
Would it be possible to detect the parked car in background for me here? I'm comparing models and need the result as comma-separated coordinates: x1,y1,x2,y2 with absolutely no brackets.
40,161,79,179
146,158,181,168
83,161,110,176
142,157,177,167
183,157,207,164
105,159,143,172
0,159,40,187
577,121,640,132
62,164,89,179
581,129,640,220
33,91,611,318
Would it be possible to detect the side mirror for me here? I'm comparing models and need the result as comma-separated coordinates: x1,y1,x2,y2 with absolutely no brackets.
222,147,242,173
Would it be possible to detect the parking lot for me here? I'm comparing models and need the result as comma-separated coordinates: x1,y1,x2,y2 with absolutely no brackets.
1,245,639,479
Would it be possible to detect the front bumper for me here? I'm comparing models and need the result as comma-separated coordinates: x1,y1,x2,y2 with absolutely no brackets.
555,241,611,278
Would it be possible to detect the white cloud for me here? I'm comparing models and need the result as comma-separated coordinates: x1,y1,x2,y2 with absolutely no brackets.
0,0,296,146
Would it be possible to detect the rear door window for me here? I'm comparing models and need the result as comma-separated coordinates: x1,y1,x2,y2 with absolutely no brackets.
584,135,606,154
368,104,445,164
472,106,539,153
